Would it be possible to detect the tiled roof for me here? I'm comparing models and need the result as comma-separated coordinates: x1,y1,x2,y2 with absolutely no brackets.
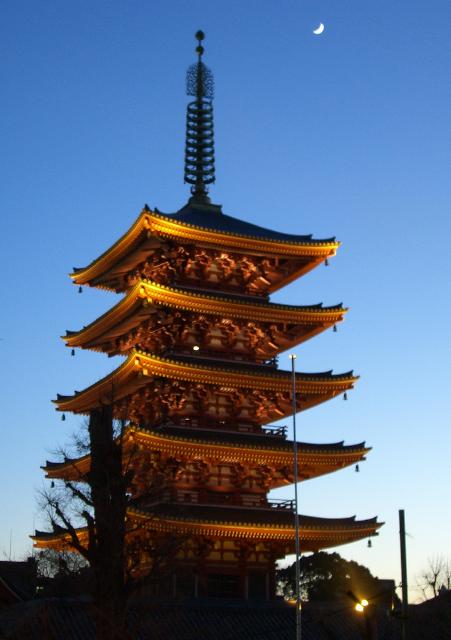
42,428,365,467
154,202,336,245
53,350,357,416
0,598,403,640
137,425,367,453
0,561,36,604
132,501,378,530
154,353,354,380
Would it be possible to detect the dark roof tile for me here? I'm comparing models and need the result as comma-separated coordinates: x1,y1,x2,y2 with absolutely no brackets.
0,598,405,640
131,502,378,530
155,202,336,245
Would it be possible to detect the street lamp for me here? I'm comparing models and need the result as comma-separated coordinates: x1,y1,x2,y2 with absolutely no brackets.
348,590,369,612
289,354,301,640
348,591,374,640
355,598,369,612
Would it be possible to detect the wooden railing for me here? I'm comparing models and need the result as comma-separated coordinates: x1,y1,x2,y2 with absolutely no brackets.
267,498,295,511
262,425,287,438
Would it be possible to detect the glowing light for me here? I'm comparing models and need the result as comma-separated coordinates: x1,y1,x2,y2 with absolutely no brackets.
355,599,369,613
193,345,200,351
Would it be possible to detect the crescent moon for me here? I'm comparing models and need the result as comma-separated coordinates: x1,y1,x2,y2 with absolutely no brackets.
313,23,325,35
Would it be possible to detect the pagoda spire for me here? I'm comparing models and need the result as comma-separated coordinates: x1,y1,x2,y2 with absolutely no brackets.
184,30,215,204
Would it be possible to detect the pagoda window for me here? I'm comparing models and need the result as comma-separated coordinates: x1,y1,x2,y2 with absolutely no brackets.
207,573,241,599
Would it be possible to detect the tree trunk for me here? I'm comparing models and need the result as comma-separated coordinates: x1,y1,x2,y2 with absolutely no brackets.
88,406,129,640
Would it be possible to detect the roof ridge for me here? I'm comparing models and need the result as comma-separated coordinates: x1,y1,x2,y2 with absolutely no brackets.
151,207,337,246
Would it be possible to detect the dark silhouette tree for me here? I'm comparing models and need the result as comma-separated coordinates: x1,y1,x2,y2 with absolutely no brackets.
39,405,179,639
416,556,451,600
277,551,385,604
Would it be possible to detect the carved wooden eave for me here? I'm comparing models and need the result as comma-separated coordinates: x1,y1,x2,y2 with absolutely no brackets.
63,279,347,355
128,507,382,551
70,208,340,292
32,509,382,554
42,425,370,486
127,428,368,483
54,350,358,417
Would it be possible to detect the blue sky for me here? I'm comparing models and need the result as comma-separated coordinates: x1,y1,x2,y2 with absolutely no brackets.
1,0,450,601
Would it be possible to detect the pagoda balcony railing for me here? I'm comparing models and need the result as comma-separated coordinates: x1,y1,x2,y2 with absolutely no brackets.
137,494,295,512
262,425,287,438
267,498,295,511
160,348,278,368
168,278,270,300
262,356,279,367
154,418,287,438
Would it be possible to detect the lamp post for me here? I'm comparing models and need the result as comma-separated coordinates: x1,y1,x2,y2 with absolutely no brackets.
289,354,301,640
348,591,374,640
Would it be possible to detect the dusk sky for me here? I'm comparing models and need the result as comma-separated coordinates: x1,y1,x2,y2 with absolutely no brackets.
1,0,450,601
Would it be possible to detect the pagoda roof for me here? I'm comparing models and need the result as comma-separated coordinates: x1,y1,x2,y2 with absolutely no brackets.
153,202,336,244
54,350,357,415
42,424,369,484
71,206,339,289
133,501,379,530
63,279,346,350
130,424,368,456
33,504,382,552
131,503,383,551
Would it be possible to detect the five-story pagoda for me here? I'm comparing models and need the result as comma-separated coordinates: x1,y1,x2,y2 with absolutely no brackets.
34,32,381,600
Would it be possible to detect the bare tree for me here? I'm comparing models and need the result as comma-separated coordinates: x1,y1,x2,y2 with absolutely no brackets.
38,405,180,639
38,406,130,637
416,556,451,600
36,548,88,580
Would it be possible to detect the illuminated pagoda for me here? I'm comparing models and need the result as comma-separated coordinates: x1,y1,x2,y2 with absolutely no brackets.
34,32,381,600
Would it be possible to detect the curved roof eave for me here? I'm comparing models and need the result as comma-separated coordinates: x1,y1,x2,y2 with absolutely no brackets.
41,426,370,478
63,279,347,347
70,206,340,285
53,350,358,415
130,502,383,534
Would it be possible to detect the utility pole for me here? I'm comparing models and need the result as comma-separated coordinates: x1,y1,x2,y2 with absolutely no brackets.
399,509,408,640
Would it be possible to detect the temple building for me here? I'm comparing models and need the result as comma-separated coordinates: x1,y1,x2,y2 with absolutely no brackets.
34,32,381,600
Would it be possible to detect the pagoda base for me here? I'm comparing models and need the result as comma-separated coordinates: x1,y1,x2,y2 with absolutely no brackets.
142,565,275,601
